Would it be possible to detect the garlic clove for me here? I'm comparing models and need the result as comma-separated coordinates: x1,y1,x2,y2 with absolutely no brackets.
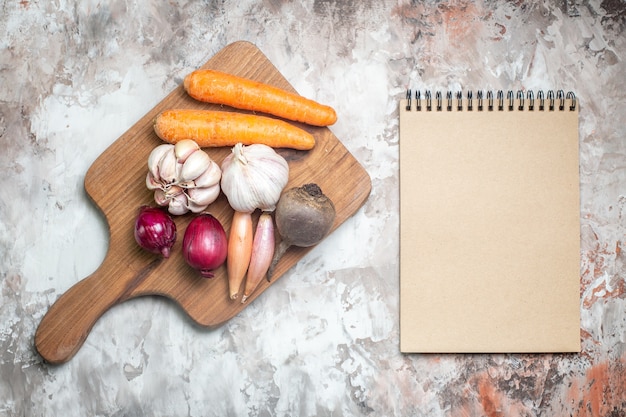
168,192,189,215
174,139,200,164
146,172,162,190
187,184,221,206
185,161,222,189
180,150,212,182
148,144,174,181
186,200,209,214
158,147,179,184
154,189,169,206
165,185,184,198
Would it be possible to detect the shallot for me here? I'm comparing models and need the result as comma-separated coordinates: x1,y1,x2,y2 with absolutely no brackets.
226,211,253,299
241,213,275,303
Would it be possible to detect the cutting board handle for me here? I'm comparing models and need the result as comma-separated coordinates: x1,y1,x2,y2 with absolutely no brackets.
35,254,161,364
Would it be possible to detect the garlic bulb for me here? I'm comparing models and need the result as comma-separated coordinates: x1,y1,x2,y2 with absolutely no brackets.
220,143,289,213
146,140,221,215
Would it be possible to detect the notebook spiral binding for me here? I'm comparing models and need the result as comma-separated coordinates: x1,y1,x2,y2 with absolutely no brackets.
405,89,576,112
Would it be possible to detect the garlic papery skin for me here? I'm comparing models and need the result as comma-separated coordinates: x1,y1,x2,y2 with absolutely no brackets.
220,143,289,213
145,140,222,215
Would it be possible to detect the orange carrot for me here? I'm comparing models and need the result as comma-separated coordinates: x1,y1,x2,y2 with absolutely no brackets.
183,69,337,127
241,213,275,304
227,211,253,300
154,109,315,150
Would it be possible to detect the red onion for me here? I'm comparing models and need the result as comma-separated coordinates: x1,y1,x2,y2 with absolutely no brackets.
134,206,177,258
183,213,228,278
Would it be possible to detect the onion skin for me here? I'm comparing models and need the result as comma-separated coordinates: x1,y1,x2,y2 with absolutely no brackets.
241,213,275,303
182,213,228,278
134,206,177,258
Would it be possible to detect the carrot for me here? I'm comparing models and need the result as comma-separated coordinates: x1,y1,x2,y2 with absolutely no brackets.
154,109,315,150
183,69,337,127
241,213,275,304
227,211,253,300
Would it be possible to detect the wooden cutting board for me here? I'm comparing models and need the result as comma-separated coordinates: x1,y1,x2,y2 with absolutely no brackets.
35,41,371,364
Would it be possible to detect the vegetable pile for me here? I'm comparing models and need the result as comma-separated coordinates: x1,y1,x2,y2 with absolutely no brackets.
134,69,337,303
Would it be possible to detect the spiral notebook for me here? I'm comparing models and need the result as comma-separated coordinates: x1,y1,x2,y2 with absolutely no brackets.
399,90,581,353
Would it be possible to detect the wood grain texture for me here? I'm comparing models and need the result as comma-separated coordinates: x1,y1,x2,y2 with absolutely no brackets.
34,41,371,364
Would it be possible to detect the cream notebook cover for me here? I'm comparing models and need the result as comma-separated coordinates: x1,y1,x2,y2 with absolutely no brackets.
399,90,581,353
